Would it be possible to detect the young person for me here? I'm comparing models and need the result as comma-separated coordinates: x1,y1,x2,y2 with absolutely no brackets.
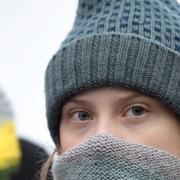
42,0,180,179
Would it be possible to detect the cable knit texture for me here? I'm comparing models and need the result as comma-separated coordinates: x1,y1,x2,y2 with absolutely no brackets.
45,0,180,143
52,134,180,180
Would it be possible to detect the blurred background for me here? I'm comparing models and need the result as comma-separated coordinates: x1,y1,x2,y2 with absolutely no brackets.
0,0,77,152
0,0,180,152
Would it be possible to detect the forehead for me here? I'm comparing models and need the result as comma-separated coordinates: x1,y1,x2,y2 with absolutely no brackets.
63,87,157,108
63,86,173,113
69,87,143,100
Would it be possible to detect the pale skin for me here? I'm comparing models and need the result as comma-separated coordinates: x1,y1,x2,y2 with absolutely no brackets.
59,87,180,158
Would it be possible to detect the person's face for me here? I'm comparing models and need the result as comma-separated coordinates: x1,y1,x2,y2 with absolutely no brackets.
59,87,180,157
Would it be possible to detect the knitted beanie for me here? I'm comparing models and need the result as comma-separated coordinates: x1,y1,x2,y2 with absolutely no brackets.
45,0,180,144
0,88,13,120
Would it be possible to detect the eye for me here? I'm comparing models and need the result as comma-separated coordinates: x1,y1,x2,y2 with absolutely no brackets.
126,106,146,117
72,111,92,121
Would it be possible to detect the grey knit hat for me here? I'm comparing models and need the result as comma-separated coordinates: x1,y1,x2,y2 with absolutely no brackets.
45,0,180,144
0,87,13,121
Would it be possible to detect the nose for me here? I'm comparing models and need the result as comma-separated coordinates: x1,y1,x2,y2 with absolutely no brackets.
93,117,123,138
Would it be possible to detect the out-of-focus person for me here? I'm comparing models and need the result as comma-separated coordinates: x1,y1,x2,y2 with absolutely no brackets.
0,87,21,180
10,138,51,180
0,87,51,180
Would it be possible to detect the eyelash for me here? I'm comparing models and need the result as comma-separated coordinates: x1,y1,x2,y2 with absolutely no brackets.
123,104,148,117
68,104,148,122
69,108,93,122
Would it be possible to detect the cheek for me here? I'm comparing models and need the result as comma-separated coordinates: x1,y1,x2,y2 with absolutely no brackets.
59,119,90,153
137,117,180,157
59,121,75,153
158,125,180,158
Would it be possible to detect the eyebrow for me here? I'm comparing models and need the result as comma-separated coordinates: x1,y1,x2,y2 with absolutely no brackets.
65,93,150,107
64,98,94,107
116,94,147,103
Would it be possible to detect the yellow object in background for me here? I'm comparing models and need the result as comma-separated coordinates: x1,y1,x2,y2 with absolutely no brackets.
0,119,21,171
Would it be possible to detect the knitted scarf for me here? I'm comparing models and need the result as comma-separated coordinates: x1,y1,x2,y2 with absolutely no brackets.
52,134,180,180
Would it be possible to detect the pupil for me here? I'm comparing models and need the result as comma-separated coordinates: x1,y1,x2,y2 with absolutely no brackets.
132,107,144,115
78,111,89,120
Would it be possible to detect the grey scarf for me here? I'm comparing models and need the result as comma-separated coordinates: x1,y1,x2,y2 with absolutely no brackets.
52,134,180,180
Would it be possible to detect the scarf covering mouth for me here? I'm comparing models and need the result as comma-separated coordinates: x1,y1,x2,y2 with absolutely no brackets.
52,134,180,180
